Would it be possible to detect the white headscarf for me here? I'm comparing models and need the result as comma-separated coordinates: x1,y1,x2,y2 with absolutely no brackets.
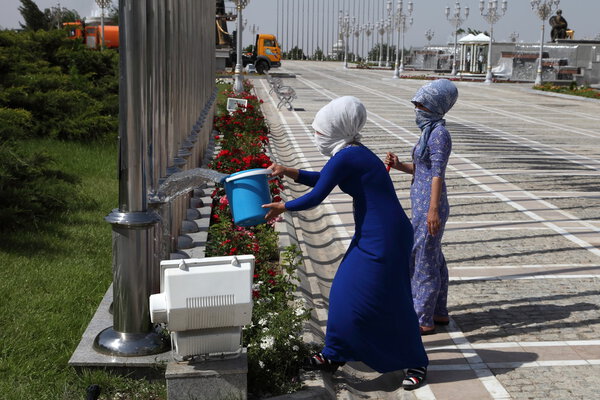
311,96,367,157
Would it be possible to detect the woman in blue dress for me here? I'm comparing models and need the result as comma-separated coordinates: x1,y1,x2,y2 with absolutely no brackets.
386,79,458,335
263,96,428,390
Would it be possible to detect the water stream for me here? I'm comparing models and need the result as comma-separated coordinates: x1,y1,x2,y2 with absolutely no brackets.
148,168,228,203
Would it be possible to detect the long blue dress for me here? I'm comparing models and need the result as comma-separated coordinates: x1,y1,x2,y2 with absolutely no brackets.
410,125,452,327
286,144,428,373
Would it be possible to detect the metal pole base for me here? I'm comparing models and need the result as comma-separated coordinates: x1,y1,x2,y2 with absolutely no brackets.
535,70,543,86
233,73,244,94
94,327,170,357
484,69,493,84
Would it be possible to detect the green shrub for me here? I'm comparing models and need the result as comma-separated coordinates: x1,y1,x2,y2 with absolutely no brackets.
534,82,600,99
0,107,32,141
0,141,80,230
0,29,119,142
55,45,118,79
244,246,311,397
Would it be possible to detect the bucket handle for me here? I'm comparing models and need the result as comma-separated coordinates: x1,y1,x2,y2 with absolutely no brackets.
224,168,273,183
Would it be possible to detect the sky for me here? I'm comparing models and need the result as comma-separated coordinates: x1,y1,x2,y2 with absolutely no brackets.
2,0,598,51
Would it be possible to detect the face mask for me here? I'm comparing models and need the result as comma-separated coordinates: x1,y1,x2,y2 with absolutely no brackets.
415,108,437,128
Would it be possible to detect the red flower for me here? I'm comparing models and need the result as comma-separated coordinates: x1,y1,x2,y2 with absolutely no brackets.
273,196,282,202
229,247,238,255
252,290,260,299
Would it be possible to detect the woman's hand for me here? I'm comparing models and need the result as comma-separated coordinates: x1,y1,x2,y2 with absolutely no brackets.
262,201,286,220
268,162,287,178
427,207,441,236
385,152,399,170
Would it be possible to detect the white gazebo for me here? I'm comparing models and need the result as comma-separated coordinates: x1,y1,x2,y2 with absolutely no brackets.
458,32,490,73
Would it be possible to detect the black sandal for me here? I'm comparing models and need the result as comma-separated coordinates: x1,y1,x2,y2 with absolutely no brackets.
302,352,345,373
402,367,427,390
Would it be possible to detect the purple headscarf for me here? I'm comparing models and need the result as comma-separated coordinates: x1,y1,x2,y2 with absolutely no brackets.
411,79,458,159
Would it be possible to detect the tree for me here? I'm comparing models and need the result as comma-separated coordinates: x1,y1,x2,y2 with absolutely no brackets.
107,4,119,25
368,43,397,64
313,47,324,60
284,46,304,60
45,5,81,29
18,0,50,31
458,28,484,36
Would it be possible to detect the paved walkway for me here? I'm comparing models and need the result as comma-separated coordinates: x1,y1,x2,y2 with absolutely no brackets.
253,61,600,400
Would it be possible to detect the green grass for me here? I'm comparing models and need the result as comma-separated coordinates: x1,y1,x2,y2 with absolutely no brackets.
216,82,232,113
0,138,166,400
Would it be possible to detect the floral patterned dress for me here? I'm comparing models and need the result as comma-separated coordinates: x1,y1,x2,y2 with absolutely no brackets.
410,125,452,327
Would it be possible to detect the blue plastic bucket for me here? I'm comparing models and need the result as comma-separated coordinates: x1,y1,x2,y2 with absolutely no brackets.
224,168,272,227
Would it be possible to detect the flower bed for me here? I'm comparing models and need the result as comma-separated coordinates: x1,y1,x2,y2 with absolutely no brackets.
206,81,311,398
533,82,600,99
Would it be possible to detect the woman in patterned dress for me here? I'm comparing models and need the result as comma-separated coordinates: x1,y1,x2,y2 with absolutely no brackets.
386,79,458,335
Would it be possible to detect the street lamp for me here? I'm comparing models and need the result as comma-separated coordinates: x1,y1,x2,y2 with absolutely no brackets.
365,23,373,63
95,0,112,51
480,0,508,84
446,1,469,76
393,0,414,79
250,23,259,54
385,0,393,68
377,20,386,67
339,11,351,69
233,0,250,94
531,0,560,85
353,18,360,62
425,29,435,45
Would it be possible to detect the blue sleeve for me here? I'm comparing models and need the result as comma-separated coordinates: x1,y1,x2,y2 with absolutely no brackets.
296,170,320,187
286,151,352,211
429,126,452,178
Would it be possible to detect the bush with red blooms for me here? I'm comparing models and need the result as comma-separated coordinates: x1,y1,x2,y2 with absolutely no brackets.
206,80,310,397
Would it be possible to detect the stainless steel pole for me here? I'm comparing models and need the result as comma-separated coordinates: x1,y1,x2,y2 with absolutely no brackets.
94,0,167,357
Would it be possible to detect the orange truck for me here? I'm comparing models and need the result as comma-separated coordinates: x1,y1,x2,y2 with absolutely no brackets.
240,33,282,74
63,21,119,49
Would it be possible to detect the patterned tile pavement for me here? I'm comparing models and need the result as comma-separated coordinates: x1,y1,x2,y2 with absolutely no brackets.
253,61,600,400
